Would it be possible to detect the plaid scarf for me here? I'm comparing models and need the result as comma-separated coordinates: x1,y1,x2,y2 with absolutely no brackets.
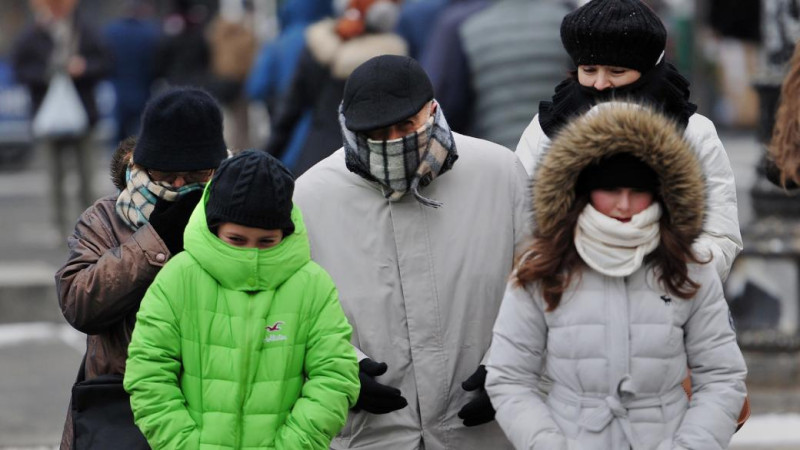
115,166,205,230
342,101,458,208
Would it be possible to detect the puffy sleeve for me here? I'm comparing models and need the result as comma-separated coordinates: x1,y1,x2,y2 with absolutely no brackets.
673,264,747,449
514,114,550,178
124,261,200,450
684,116,743,281
57,202,169,335
273,271,360,449
486,281,568,450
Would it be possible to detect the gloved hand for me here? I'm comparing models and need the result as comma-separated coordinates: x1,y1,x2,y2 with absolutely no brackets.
353,358,408,414
148,190,203,256
457,365,496,427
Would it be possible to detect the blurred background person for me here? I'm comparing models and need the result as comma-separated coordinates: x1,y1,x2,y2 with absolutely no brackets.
263,0,406,176
153,0,213,89
103,0,160,144
457,0,570,149
207,0,258,152
246,0,332,170
394,0,448,60
11,0,111,236
420,0,490,135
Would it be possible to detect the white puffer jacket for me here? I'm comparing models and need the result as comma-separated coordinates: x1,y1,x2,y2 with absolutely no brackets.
488,104,747,450
515,112,742,281
487,264,747,450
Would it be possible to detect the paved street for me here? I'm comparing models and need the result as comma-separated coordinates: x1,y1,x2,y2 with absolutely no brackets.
0,130,798,448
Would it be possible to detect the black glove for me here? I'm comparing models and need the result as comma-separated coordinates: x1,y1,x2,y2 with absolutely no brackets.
457,365,496,427
148,190,203,255
353,358,408,414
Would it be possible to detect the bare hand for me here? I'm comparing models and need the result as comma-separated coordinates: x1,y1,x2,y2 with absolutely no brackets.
67,56,86,77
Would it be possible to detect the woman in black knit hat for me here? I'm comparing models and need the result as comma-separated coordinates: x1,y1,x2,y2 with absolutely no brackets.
515,0,743,284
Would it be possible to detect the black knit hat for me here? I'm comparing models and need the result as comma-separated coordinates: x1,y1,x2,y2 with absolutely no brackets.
206,150,295,235
134,87,228,171
576,153,659,195
560,0,667,73
342,55,434,132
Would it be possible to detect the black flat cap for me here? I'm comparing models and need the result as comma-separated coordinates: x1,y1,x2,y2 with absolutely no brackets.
342,55,434,132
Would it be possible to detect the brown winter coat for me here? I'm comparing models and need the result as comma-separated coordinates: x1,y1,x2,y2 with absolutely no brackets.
57,142,170,449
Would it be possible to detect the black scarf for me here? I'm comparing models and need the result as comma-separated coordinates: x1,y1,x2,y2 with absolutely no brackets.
538,62,698,139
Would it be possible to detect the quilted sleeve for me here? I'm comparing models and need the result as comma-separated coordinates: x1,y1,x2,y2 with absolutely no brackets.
273,272,360,449
486,282,568,450
674,264,747,449
124,263,200,450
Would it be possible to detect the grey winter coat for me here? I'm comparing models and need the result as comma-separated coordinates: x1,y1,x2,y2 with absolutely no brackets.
294,132,531,450
487,104,747,450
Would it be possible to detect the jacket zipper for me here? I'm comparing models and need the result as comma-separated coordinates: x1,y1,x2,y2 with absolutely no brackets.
235,295,254,449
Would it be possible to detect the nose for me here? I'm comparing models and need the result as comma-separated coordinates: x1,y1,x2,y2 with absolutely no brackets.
171,176,187,188
617,190,631,210
384,126,406,141
594,72,612,91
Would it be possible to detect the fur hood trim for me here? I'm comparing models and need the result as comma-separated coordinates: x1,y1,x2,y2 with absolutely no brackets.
110,137,136,191
306,18,407,80
533,102,705,245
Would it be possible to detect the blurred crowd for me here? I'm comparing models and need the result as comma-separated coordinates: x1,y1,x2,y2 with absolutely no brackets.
3,0,799,232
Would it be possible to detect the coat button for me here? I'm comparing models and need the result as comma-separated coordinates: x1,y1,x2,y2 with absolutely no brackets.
155,253,166,263
248,252,255,260
247,278,256,286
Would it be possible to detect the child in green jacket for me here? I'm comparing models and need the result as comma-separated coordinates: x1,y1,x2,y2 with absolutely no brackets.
124,150,360,449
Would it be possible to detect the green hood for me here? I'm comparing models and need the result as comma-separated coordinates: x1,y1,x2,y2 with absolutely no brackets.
183,182,311,291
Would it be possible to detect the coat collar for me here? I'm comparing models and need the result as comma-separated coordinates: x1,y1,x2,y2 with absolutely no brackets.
183,184,311,291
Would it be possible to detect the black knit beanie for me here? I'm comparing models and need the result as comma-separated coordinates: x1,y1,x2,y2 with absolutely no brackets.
560,0,667,73
206,150,296,236
576,153,660,195
134,87,228,171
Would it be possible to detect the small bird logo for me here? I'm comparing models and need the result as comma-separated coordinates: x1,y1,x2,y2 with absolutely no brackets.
265,321,284,332
660,295,672,305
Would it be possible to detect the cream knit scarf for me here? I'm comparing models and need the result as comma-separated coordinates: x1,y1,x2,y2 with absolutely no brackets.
574,202,662,277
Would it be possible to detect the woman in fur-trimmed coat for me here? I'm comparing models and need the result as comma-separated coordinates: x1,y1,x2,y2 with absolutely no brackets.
486,102,747,450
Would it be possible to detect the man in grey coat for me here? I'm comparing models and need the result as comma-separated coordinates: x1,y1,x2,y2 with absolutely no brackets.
293,55,530,449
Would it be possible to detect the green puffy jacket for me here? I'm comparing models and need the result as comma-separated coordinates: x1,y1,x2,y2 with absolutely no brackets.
124,187,359,450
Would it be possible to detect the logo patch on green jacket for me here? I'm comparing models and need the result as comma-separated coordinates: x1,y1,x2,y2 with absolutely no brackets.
264,321,288,343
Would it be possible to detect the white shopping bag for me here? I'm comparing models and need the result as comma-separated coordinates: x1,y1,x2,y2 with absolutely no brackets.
32,71,88,139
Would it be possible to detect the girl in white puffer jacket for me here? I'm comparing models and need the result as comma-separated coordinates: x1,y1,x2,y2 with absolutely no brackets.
487,103,747,450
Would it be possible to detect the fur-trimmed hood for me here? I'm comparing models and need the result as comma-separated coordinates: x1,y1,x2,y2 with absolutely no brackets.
110,137,136,191
533,102,705,245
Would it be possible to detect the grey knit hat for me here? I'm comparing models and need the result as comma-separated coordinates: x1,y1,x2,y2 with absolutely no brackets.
560,0,667,73
206,150,295,235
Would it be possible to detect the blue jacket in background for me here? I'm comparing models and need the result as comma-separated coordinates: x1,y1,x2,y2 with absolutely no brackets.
104,17,160,142
395,0,449,59
246,0,331,171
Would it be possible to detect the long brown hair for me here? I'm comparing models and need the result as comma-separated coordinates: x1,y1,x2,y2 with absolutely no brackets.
769,42,800,187
515,195,702,311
